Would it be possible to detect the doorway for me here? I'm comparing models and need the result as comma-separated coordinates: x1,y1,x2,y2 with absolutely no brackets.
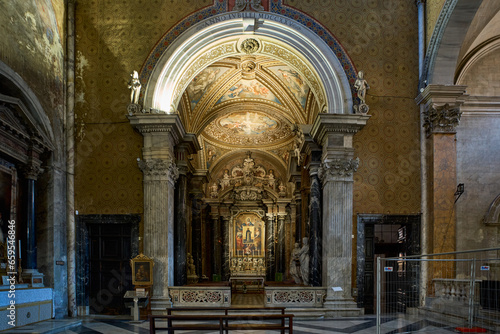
356,214,420,314
88,223,132,314
76,214,140,315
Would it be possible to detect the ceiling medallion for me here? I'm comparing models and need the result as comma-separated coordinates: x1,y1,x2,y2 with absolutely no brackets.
241,38,260,54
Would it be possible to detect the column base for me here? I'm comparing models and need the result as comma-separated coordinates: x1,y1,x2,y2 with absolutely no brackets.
150,296,172,313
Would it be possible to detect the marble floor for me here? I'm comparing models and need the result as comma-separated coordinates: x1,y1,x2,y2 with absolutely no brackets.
2,315,467,334
2,295,485,334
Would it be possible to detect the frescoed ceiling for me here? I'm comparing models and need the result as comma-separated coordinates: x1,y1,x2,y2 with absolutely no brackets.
179,55,318,173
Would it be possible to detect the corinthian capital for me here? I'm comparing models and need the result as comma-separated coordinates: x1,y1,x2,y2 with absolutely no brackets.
423,103,462,136
22,162,43,180
138,158,179,183
318,157,359,183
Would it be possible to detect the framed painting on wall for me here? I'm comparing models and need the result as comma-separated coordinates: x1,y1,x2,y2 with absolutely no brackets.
130,253,153,286
233,212,265,257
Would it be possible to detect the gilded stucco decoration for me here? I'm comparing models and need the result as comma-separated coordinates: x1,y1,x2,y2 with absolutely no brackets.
209,152,287,200
240,38,261,54
171,37,323,120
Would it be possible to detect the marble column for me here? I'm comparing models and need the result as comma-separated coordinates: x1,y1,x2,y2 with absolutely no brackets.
276,215,286,275
129,114,187,307
21,160,45,289
174,170,187,286
265,212,275,281
308,165,322,287
311,113,369,310
22,162,43,270
189,175,205,280
174,135,200,286
211,213,222,279
289,157,302,243
294,194,302,243
221,215,231,281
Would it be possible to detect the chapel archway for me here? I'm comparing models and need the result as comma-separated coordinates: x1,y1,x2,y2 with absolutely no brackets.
128,4,369,312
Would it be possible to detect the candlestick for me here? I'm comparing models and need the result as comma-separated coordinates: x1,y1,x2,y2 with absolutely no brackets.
18,240,21,259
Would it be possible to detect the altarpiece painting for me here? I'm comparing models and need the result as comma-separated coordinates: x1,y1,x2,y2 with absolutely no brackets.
233,212,264,257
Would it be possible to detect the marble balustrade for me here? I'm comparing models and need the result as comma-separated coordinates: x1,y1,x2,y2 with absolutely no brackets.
264,287,326,308
169,286,231,307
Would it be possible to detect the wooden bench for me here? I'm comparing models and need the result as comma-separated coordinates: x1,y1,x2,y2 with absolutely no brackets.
164,306,286,315
149,310,293,333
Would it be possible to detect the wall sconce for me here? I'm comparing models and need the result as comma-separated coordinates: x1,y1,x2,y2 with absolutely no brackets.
454,183,464,203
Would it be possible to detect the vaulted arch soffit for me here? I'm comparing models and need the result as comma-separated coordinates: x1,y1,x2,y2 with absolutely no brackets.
422,0,483,87
139,2,357,173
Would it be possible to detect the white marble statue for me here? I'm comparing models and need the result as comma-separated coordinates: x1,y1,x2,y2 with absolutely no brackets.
354,70,369,105
210,183,218,198
128,70,142,104
299,237,310,285
289,242,302,284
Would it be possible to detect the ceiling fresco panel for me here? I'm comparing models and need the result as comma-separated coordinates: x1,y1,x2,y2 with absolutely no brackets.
216,79,282,105
187,66,231,111
268,65,310,108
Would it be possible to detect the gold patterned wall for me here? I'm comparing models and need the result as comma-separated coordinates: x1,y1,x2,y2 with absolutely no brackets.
287,0,421,215
75,0,421,216
74,0,211,214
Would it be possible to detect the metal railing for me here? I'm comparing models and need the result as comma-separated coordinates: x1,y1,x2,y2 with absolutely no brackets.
376,248,500,333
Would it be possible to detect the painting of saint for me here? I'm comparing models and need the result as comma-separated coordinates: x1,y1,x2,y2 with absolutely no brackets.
244,227,253,243
236,231,243,251
233,213,265,257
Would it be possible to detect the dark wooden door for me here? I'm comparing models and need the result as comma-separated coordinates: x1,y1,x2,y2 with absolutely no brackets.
363,224,375,313
89,223,132,314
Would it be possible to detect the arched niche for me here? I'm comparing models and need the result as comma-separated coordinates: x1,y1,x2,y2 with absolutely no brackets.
0,61,55,150
142,11,354,116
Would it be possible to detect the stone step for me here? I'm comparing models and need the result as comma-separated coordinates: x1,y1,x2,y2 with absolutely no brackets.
1,319,82,334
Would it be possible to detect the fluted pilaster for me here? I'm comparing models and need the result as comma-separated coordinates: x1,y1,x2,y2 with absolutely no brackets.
139,158,178,297
319,158,357,302
310,113,369,311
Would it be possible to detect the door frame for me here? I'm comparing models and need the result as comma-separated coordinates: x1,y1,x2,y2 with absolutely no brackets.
356,214,420,313
76,214,140,315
